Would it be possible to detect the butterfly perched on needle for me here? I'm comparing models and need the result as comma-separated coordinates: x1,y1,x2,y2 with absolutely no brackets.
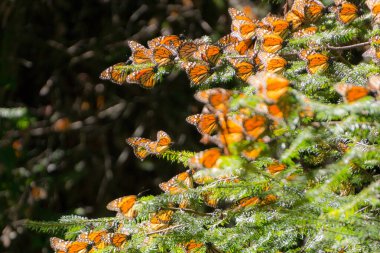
126,66,159,89
149,210,174,231
300,50,330,75
102,233,130,248
126,131,172,160
258,15,291,37
177,40,200,60
335,83,370,103
331,1,358,24
159,170,194,194
50,237,92,253
181,62,214,86
241,146,263,161
106,195,138,219
267,162,286,175
77,230,107,248
188,148,222,170
127,40,152,64
233,196,260,210
257,32,284,53
304,0,325,23
186,113,218,135
147,35,182,50
100,62,130,85
227,58,257,82
248,72,290,103
152,44,177,66
193,44,222,66
126,137,151,161
366,0,380,24
285,0,306,30
257,52,288,74
242,115,267,140
292,26,318,38
145,130,173,155
194,88,233,113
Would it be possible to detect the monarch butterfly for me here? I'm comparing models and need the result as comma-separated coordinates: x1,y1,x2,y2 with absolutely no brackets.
147,35,181,49
335,83,369,103
127,41,152,64
193,44,222,65
285,0,305,30
216,33,239,47
177,41,199,60
145,130,173,154
333,1,358,24
188,148,221,169
241,146,262,161
301,51,330,74
248,72,289,103
149,210,174,231
257,52,287,74
234,196,260,210
106,195,138,219
292,26,318,38
366,0,380,24
258,16,290,37
186,113,218,135
227,58,256,81
242,115,267,140
261,194,277,205
50,237,91,253
228,7,256,23
231,20,257,40
194,88,233,113
77,230,107,246
102,233,129,248
202,191,219,208
181,240,204,253
152,45,177,66
159,171,194,194
267,163,286,174
259,33,284,53
305,0,325,22
126,137,151,160
182,62,213,86
231,38,257,55
126,66,158,89
100,62,130,85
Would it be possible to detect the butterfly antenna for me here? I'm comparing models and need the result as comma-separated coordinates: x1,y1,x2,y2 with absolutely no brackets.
137,188,151,197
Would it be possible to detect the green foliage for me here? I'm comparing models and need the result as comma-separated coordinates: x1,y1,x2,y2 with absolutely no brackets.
27,1,380,253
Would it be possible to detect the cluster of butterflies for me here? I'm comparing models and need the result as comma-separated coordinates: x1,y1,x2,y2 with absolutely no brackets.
100,1,380,89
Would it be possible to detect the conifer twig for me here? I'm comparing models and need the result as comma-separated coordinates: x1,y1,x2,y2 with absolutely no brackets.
167,207,213,216
145,224,184,235
327,42,370,50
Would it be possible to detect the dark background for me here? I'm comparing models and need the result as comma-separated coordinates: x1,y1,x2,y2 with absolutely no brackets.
0,0,277,252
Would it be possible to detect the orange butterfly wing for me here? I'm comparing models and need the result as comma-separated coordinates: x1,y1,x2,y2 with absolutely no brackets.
127,41,152,64
159,171,193,194
178,41,198,60
305,0,325,22
228,59,256,81
186,113,218,135
182,62,212,86
100,62,129,85
152,45,176,66
106,195,137,218
261,34,283,53
189,148,221,169
150,210,174,231
147,35,181,49
306,53,329,74
126,137,151,160
243,115,266,140
336,2,358,24
126,67,157,89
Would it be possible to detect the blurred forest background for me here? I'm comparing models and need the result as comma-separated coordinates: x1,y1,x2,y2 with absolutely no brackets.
0,0,282,252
